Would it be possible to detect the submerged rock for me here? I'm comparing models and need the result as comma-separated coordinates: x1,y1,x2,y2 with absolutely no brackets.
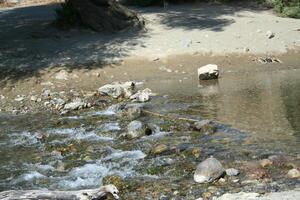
151,144,168,155
98,81,136,99
194,157,225,183
106,103,144,120
198,64,219,80
260,159,273,168
193,120,217,135
121,120,145,139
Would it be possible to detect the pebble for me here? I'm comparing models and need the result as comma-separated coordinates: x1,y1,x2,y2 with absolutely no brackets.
225,168,240,176
14,96,24,101
152,144,168,155
266,30,275,39
30,96,37,101
260,159,273,168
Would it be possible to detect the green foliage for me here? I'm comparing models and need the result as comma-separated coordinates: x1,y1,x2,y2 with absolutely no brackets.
54,0,80,28
273,0,300,18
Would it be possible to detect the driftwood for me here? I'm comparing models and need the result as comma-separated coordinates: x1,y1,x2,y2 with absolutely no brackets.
0,184,119,200
143,109,199,123
69,0,144,32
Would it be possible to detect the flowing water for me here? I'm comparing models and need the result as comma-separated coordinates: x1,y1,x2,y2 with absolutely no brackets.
0,54,300,198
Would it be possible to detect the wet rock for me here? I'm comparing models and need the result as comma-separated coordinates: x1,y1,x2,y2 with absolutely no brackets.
287,169,300,179
242,162,269,179
193,120,217,135
121,120,145,139
98,81,136,99
191,147,201,158
130,88,154,102
266,30,275,39
260,159,273,168
121,103,143,120
152,144,168,155
226,168,240,176
102,175,125,191
194,157,225,183
64,98,85,111
198,64,219,80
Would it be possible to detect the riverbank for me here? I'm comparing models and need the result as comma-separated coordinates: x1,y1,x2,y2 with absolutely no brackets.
1,3,300,75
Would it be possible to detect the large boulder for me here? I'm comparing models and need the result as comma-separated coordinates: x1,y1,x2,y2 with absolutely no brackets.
198,64,219,80
194,157,225,183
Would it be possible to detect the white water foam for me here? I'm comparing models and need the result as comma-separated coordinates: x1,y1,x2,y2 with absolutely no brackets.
55,150,146,190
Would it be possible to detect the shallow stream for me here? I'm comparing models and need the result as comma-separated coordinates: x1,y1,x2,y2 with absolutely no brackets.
0,55,300,199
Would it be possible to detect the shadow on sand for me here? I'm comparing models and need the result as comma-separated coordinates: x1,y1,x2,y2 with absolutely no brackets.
0,2,264,84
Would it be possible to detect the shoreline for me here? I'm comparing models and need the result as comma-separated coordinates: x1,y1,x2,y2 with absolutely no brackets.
1,49,300,114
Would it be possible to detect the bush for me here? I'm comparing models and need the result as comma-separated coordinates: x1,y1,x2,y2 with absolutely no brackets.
273,0,300,18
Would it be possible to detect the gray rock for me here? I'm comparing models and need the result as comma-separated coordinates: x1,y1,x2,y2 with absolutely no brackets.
121,120,145,139
130,88,154,102
64,99,85,111
98,81,136,99
194,157,225,183
106,103,144,120
225,168,240,176
198,64,219,80
193,120,217,135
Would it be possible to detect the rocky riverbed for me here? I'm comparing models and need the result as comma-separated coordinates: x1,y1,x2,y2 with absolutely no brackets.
1,72,300,199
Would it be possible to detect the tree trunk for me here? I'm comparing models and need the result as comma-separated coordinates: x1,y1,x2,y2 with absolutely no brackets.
69,0,145,32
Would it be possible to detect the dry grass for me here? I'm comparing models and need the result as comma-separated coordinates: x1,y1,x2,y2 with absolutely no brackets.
0,0,64,8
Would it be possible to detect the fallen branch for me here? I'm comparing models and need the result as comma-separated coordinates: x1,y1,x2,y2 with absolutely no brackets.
143,109,199,123
0,184,119,200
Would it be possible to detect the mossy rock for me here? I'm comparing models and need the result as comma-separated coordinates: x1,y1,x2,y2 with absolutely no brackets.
102,175,126,191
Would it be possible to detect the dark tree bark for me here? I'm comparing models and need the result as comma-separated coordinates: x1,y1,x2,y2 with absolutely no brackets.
69,0,145,32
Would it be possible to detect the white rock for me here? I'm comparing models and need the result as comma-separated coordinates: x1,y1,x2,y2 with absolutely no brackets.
30,96,37,101
14,96,24,102
266,30,275,39
98,81,136,99
225,168,240,176
194,157,225,183
64,99,85,110
130,88,154,102
287,169,300,178
55,70,69,80
198,64,219,80
123,120,145,139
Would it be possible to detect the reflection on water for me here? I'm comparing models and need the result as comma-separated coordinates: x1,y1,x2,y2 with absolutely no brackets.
147,67,300,152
